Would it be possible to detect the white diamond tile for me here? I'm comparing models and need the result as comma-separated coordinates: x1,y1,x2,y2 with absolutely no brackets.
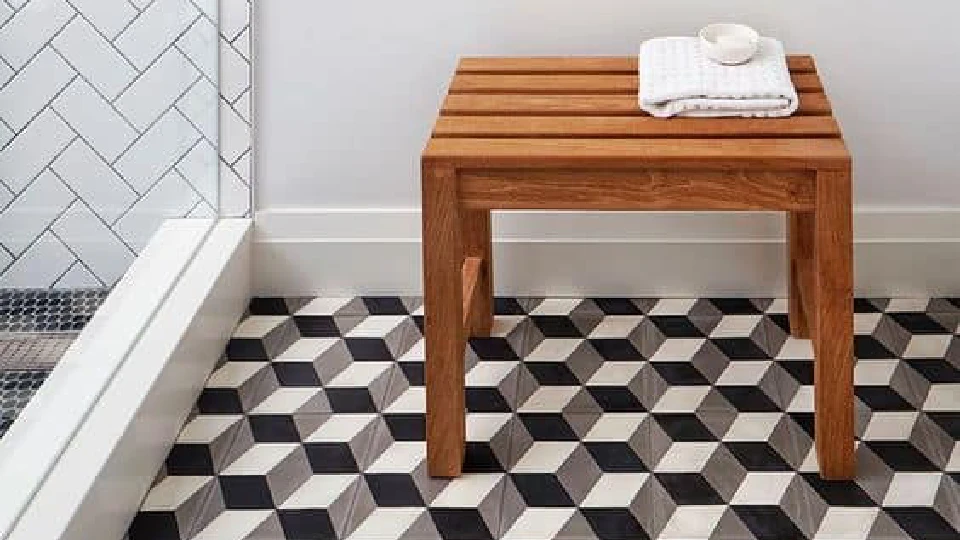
0,47,75,130
175,138,217,205
232,26,250,61
0,231,74,287
52,78,137,162
52,16,137,100
219,96,250,164
177,16,217,82
114,170,200,251
233,89,251,123
51,140,137,223
115,108,200,193
219,37,248,102
52,201,134,285
192,511,273,540
176,78,218,141
0,108,74,193
0,169,74,254
68,0,138,40
113,0,199,70
116,48,200,131
53,261,101,287
0,0,74,69
219,0,249,41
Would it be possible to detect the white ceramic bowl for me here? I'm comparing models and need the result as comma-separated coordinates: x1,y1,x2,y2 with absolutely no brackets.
699,23,760,65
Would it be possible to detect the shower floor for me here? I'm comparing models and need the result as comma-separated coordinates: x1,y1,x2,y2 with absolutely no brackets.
131,296,960,540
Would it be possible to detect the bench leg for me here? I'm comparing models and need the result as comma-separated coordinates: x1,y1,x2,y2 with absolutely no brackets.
788,211,814,338
422,163,466,477
462,210,493,337
813,169,855,480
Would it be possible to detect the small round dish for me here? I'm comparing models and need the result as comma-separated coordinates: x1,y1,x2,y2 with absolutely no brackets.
699,23,760,65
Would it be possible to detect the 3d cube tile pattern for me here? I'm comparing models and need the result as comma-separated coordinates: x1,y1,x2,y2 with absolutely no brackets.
130,296,960,540
0,0,253,288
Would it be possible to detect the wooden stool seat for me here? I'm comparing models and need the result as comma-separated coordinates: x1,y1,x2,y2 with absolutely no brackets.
421,56,854,480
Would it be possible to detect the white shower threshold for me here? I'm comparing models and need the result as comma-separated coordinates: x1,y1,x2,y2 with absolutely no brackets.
0,218,253,540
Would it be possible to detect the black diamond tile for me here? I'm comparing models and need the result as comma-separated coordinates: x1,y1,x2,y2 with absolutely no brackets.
656,473,725,504
890,313,948,335
399,361,425,386
777,361,813,386
855,336,896,359
197,388,244,414
385,413,426,441
584,442,647,472
654,414,716,441
277,509,337,540
510,473,576,506
587,387,645,412
249,415,301,442
649,316,704,338
294,315,340,337
272,362,321,387
854,298,881,313
865,442,938,471
733,506,805,540
906,360,960,383
249,297,290,315
717,387,780,412
709,298,762,315
652,363,710,385
725,442,791,471
526,362,581,385
856,387,914,411
885,508,958,540
344,338,394,361
429,509,495,540
581,508,650,540
470,338,519,360
304,443,359,473
128,512,180,540
768,314,791,335
532,316,584,338
365,473,425,506
520,413,579,441
362,297,408,315
219,476,274,509
591,298,644,315
494,297,525,315
413,315,424,334
928,412,960,438
226,338,268,361
801,473,876,506
465,388,511,413
463,442,505,473
326,388,377,413
712,338,769,360
589,339,643,361
789,412,815,438
165,444,214,475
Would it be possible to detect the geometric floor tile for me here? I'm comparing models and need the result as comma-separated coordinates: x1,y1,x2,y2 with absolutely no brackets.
130,297,960,539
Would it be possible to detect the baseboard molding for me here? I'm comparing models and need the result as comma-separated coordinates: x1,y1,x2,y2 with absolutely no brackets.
5,219,252,540
254,208,960,297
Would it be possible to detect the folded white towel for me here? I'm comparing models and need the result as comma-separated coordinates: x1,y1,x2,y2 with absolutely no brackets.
639,36,799,118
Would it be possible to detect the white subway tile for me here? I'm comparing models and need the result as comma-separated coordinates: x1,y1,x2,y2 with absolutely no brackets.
0,59,13,87
219,98,249,164
116,48,199,131
0,231,74,288
114,0,198,70
0,109,74,193
175,139,217,205
53,78,137,162
51,140,137,224
219,159,250,217
219,37,249,102
219,0,249,41
0,169,74,255
176,78,218,141
115,108,200,192
0,47,75,130
177,16,217,82
54,261,102,288
68,0,137,40
115,170,199,250
52,16,137,100
0,0,74,69
53,201,134,285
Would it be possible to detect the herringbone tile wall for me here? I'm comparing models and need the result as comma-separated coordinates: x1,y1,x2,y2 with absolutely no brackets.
0,0,252,288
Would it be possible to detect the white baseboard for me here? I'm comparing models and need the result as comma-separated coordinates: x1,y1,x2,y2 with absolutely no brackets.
5,219,252,540
254,208,960,297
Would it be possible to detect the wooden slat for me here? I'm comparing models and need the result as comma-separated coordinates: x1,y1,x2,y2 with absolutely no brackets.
457,55,817,74
461,257,482,330
424,138,850,169
449,72,821,94
434,116,840,139
442,92,831,117
457,169,815,211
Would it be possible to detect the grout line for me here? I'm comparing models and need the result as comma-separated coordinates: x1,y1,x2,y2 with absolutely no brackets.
47,167,139,256
0,10,79,93
2,72,79,154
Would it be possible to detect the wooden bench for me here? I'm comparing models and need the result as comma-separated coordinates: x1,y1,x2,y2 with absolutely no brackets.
421,56,854,479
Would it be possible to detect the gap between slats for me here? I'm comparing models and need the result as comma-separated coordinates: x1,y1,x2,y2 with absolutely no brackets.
456,55,817,74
